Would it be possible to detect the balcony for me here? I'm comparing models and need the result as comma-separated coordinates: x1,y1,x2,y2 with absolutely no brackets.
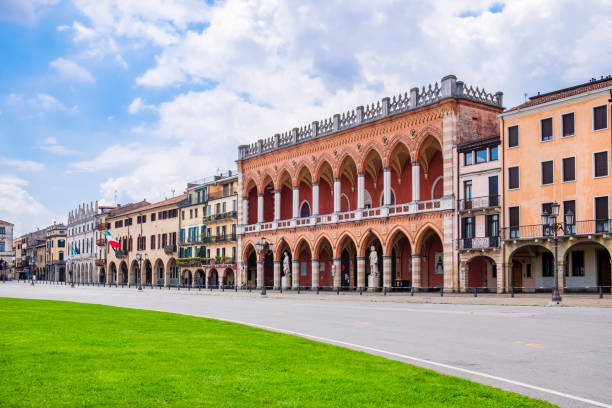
96,223,109,231
501,219,611,240
95,259,105,266
96,238,106,246
201,234,237,244
164,245,177,254
176,257,202,267
203,211,238,224
241,196,454,234
458,195,500,211
115,249,128,259
456,236,500,250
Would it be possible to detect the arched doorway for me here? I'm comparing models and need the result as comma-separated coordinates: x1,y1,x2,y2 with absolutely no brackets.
245,246,257,288
508,245,554,293
417,228,444,289
337,234,357,289
130,260,139,285
295,239,312,288
316,160,335,215
564,241,611,293
276,240,292,289
466,256,497,292
195,269,205,286
154,259,165,286
145,260,152,285
209,269,218,288
59,267,65,282
182,269,192,286
416,136,443,201
278,170,293,220
296,166,313,219
167,258,178,286
224,267,234,287
120,261,128,284
316,237,333,288
387,141,412,204
99,267,106,283
109,262,117,283
262,175,275,223
386,229,412,288
300,201,311,218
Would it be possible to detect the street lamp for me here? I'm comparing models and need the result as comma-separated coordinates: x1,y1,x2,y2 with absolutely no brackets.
541,202,570,304
136,252,148,291
255,237,273,295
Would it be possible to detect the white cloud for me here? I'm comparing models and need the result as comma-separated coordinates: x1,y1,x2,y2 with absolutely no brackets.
37,137,78,155
72,143,142,172
0,0,60,25
49,58,95,83
1,157,45,172
62,0,612,206
128,97,155,114
0,175,52,235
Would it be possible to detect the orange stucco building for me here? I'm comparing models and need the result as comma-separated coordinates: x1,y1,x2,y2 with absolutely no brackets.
500,77,612,292
236,75,503,291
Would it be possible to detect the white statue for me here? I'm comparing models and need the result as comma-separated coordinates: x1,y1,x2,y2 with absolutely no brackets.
369,245,378,277
282,251,291,288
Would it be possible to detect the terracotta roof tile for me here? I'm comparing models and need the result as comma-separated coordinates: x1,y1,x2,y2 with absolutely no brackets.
504,77,612,113
0,220,13,225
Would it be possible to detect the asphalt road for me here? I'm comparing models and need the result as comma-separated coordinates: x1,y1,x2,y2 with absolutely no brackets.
1,283,611,408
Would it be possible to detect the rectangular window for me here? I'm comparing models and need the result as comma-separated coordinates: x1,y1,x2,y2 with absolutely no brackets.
233,199,237,212
486,214,499,237
462,217,475,239
541,160,554,185
562,112,575,137
526,264,532,278
463,180,472,209
464,151,473,166
476,149,488,163
151,235,155,250
489,146,498,161
542,253,554,277
594,151,609,178
151,213,156,221
594,105,608,131
509,206,520,238
540,117,553,141
562,157,576,182
222,202,227,212
195,208,198,218
563,200,576,234
572,251,585,276
508,125,519,147
189,209,193,219
595,196,609,232
508,166,519,189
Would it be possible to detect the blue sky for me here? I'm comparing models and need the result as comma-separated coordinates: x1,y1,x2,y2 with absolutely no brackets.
1,0,611,236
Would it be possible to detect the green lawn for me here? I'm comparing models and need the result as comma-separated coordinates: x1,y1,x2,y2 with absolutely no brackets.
0,298,553,407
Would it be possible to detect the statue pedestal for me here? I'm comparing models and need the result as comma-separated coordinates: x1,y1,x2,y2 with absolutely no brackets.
282,275,291,289
368,274,380,291
367,275,374,290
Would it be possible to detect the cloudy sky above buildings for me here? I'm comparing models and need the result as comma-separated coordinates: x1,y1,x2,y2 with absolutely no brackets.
1,0,611,235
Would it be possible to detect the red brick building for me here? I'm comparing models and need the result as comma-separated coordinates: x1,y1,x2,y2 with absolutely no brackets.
236,75,503,291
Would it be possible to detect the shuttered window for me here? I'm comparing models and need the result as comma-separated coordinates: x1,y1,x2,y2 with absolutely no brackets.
594,151,608,177
509,207,520,238
541,118,553,141
595,197,608,220
508,125,519,147
508,166,519,189
562,157,575,182
594,105,608,131
562,112,575,137
541,160,554,185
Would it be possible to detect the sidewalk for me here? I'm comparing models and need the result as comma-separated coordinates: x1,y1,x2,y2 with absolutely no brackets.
8,280,612,308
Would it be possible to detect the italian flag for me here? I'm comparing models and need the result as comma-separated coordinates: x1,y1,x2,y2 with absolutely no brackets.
104,231,120,249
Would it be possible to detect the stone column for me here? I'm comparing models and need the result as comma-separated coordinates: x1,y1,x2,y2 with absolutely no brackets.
312,182,319,215
357,257,366,288
333,258,341,288
256,261,263,289
411,254,421,288
164,265,170,287
273,260,281,290
383,255,392,288
311,259,319,289
383,168,392,206
257,194,264,223
243,197,249,224
557,260,566,295
349,259,355,287
460,260,468,292
274,190,281,221
292,187,299,218
357,173,365,209
333,178,341,212
412,162,420,202
292,259,300,289
496,260,504,293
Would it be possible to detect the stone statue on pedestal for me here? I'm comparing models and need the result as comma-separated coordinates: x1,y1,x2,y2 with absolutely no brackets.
282,251,291,288
368,245,379,288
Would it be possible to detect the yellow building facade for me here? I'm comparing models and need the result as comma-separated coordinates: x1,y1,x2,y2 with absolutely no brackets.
500,77,612,292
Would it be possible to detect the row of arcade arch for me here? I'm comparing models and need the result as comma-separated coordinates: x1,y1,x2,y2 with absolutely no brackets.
244,137,444,224
242,226,445,290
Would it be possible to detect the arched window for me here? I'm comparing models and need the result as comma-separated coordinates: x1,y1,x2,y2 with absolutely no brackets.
379,189,396,206
300,201,311,218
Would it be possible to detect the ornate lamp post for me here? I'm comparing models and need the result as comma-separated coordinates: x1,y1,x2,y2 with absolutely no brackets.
255,237,273,296
136,252,148,291
541,202,574,304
